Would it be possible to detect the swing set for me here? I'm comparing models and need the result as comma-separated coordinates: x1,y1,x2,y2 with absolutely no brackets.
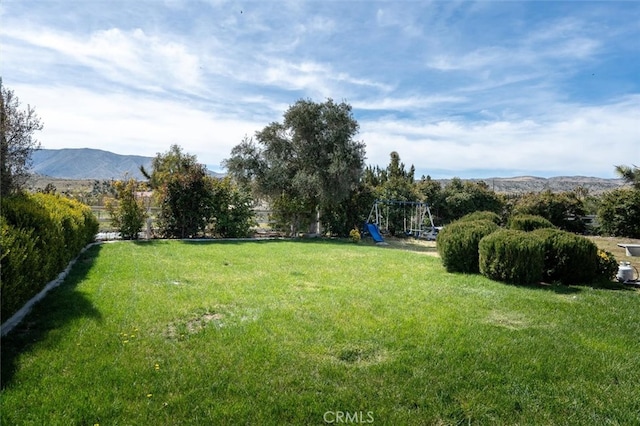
365,200,437,242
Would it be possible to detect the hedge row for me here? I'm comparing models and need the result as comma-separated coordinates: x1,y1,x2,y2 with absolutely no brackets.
532,229,598,284
508,214,555,231
479,230,545,285
438,212,615,286
1,193,99,319
456,211,502,225
436,218,499,273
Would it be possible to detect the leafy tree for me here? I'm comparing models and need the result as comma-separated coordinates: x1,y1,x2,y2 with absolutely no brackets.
268,192,316,236
105,178,147,240
615,164,640,190
416,175,442,205
142,145,214,238
224,99,366,236
512,190,586,233
439,178,503,223
209,176,256,238
321,180,376,236
1,78,43,196
598,188,640,238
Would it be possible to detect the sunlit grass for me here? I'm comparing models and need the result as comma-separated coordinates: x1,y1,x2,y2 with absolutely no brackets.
2,239,639,425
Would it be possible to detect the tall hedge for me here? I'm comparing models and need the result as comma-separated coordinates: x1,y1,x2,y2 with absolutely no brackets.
1,193,98,319
508,214,555,232
437,219,499,273
479,230,545,285
532,228,598,285
457,211,502,225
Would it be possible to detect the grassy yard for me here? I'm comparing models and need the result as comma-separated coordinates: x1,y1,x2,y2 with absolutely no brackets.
1,239,639,425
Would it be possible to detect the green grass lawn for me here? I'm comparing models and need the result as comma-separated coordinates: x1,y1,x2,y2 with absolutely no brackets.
2,240,639,425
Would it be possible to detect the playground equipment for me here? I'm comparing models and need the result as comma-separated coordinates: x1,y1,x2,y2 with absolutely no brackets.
366,223,385,244
365,200,437,242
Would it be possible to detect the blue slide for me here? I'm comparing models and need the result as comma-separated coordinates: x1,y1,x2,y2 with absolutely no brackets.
366,223,385,243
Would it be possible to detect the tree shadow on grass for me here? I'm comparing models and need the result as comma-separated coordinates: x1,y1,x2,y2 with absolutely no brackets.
522,282,583,294
512,280,636,294
1,245,103,389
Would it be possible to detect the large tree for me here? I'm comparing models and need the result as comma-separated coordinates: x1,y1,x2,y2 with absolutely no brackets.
225,99,366,235
1,78,43,196
512,190,585,233
142,145,214,238
439,178,504,224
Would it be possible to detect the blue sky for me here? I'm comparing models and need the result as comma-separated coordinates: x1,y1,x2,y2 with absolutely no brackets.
1,1,638,178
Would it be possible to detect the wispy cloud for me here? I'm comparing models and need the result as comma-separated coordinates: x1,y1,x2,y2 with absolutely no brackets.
3,25,205,94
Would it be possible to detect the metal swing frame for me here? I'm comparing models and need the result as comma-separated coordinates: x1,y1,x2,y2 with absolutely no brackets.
366,200,436,238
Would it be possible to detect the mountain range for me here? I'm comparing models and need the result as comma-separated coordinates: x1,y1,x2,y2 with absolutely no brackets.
31,148,154,180
30,148,625,194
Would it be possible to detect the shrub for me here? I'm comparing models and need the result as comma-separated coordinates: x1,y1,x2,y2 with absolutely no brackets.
596,249,618,283
437,219,499,273
1,193,98,319
508,214,555,232
349,227,361,243
105,179,147,240
210,176,256,238
531,228,598,285
479,230,545,285
457,211,502,225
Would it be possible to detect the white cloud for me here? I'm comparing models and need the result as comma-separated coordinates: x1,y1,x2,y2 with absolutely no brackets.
252,58,390,99
352,95,465,112
3,25,205,94
360,95,640,178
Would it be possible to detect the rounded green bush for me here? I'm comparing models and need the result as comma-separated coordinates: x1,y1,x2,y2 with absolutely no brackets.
531,228,598,285
457,211,502,225
479,230,545,285
437,219,499,273
508,214,555,231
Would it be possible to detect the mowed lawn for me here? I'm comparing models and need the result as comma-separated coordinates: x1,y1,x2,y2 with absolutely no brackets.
2,240,639,425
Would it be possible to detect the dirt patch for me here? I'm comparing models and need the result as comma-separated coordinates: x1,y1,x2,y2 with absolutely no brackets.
164,310,226,339
485,311,532,330
329,343,389,366
383,238,440,257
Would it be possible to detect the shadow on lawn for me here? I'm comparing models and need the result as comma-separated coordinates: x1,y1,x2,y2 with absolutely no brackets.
1,245,103,389
511,280,635,294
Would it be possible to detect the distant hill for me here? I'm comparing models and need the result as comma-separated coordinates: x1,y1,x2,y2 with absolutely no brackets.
30,148,225,180
31,148,153,180
435,176,626,194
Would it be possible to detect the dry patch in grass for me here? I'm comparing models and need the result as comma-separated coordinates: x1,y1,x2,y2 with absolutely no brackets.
485,310,533,330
